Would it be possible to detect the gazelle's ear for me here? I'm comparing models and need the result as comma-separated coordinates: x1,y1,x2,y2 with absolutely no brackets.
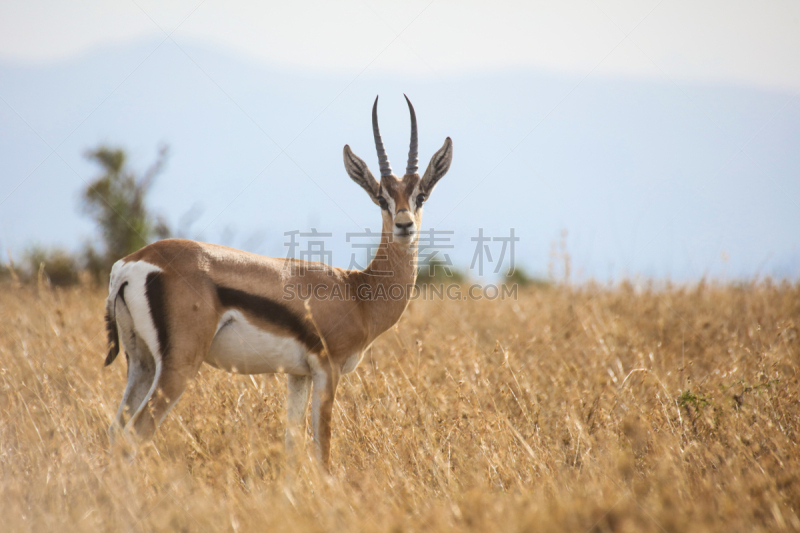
420,137,453,196
343,145,381,205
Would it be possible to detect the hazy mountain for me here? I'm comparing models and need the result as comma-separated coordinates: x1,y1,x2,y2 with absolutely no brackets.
1,38,798,280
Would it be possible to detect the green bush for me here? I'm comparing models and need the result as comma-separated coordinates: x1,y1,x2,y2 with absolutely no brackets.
502,266,551,289
416,257,465,286
23,246,80,287
80,144,171,283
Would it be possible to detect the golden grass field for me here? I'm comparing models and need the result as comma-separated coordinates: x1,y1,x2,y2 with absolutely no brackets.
1,280,798,532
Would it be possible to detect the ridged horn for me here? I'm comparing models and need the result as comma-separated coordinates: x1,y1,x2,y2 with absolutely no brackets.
404,94,418,175
372,96,392,177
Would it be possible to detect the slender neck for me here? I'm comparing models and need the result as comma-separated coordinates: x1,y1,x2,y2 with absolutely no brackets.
353,218,419,339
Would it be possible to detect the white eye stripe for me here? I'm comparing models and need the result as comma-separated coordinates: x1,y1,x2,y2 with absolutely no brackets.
380,187,396,213
410,184,421,213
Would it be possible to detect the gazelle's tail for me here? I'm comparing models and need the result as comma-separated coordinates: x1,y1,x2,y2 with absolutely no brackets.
104,304,120,366
104,261,129,366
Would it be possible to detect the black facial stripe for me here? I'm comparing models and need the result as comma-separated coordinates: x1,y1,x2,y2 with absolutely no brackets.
216,285,323,354
145,272,170,360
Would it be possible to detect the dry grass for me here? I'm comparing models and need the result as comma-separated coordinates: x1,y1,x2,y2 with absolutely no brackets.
1,280,799,532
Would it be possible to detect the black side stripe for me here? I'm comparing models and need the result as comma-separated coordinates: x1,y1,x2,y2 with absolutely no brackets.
145,272,170,359
216,285,322,353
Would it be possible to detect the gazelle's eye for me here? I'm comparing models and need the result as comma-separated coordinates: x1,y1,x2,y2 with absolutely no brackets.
416,194,426,208
378,197,388,210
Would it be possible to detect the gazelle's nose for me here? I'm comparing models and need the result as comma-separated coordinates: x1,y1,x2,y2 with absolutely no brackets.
395,220,413,231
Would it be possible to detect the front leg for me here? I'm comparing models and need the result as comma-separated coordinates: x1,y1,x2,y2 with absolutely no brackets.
311,362,340,470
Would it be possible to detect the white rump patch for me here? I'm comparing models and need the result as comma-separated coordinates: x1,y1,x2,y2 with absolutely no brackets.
107,260,163,363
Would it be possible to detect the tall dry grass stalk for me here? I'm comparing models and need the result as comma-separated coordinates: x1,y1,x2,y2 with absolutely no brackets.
0,280,798,532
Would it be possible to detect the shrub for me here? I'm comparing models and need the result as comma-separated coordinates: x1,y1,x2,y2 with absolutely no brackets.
416,257,465,286
23,246,80,287
503,266,551,288
80,145,171,283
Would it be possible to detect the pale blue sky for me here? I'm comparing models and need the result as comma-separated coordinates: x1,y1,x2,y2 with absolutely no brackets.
1,1,798,280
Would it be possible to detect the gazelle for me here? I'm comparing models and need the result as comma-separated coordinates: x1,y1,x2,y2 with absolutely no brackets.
104,95,453,468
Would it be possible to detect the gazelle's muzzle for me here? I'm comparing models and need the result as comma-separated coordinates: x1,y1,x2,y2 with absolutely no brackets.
393,209,415,239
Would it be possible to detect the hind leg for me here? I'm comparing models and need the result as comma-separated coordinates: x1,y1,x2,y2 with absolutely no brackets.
127,359,198,442
110,349,156,438
127,321,216,442
110,298,157,441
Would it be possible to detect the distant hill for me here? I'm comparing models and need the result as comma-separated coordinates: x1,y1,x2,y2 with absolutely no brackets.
1,38,798,280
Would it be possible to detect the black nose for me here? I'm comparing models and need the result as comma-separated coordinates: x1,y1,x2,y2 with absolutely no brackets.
395,221,413,230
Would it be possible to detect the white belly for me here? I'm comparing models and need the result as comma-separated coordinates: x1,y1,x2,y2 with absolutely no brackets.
205,310,311,375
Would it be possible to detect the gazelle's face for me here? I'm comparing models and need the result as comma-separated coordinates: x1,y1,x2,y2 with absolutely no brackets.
377,174,425,246
342,95,453,249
